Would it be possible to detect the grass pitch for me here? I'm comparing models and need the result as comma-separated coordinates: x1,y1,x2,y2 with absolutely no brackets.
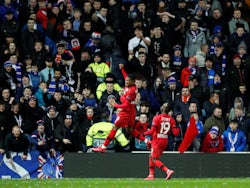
1,178,250,188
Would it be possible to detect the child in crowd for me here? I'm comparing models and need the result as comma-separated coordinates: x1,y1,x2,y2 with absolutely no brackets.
222,119,246,152
201,126,224,152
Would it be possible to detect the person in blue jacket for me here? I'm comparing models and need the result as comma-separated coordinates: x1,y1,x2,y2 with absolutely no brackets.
222,119,246,152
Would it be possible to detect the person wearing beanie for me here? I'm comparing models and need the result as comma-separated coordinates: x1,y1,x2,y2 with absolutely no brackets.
30,120,56,157
61,50,78,92
54,112,80,153
180,56,198,87
0,59,18,95
88,50,110,84
201,126,224,152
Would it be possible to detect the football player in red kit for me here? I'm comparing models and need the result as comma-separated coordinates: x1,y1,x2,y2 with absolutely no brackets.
144,103,180,180
92,67,149,152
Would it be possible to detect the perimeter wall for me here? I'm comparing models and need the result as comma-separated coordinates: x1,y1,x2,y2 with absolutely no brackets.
64,152,250,178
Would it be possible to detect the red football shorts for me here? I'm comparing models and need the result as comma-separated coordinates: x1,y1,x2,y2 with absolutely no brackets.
151,138,168,158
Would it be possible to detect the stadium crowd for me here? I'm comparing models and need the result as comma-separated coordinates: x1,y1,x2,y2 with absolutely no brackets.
0,0,250,156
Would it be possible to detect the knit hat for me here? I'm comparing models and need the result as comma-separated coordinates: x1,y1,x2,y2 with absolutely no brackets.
173,45,182,51
188,56,196,63
61,50,74,60
168,77,176,85
238,41,247,50
65,114,72,119
36,120,45,126
107,95,116,100
233,54,241,60
91,32,101,40
28,95,37,101
4,61,12,68
47,105,56,111
210,126,219,135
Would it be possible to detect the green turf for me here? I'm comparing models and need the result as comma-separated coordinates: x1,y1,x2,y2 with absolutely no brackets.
1,178,250,188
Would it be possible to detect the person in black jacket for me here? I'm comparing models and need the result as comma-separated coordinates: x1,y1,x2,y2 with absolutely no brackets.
4,125,29,162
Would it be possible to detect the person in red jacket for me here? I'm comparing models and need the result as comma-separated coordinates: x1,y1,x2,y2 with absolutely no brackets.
180,56,198,87
92,67,149,152
144,103,179,180
201,126,224,152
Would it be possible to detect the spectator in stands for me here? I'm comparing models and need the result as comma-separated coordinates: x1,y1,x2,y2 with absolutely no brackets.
226,54,246,100
96,72,121,101
128,26,151,58
150,25,171,62
8,102,24,133
170,45,187,78
76,47,92,76
48,68,69,95
201,126,224,152
184,19,206,58
77,106,99,152
204,106,225,136
28,64,41,92
0,10,19,43
188,74,203,105
70,8,82,32
88,51,110,84
18,86,33,104
34,81,51,111
21,18,44,57
228,9,249,35
60,50,78,92
42,105,63,142
168,111,186,151
79,20,93,49
54,113,79,153
199,57,216,100
203,92,220,120
79,67,97,95
1,87,15,112
31,40,48,71
234,107,250,150
98,83,120,109
4,125,29,163
228,23,250,56
162,77,180,107
148,76,164,115
180,56,198,87
81,85,97,109
0,60,18,96
134,113,150,151
91,6,108,33
47,90,69,117
22,95,45,135
222,119,246,152
174,87,200,124
229,97,245,122
40,56,54,84
0,0,18,23
84,32,102,54
58,19,82,61
195,43,209,68
128,52,154,85
30,120,55,157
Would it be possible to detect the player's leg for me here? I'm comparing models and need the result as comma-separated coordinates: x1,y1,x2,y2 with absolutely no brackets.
151,142,175,180
144,154,155,180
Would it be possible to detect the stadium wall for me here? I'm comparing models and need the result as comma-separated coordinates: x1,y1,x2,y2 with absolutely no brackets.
64,152,250,178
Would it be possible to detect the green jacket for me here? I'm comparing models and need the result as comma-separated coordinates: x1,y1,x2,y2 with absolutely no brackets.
86,122,129,148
